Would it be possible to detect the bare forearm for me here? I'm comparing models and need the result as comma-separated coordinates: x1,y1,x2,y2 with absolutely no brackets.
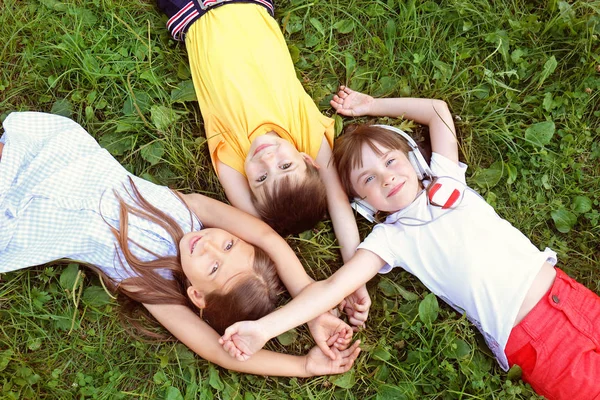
368,98,458,162
212,347,309,377
261,279,350,339
258,250,384,339
145,303,310,377
257,231,313,296
318,139,361,263
368,98,451,125
329,200,360,263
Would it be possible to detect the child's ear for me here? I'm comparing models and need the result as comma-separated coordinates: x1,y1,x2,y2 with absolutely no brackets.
187,286,206,309
301,153,320,170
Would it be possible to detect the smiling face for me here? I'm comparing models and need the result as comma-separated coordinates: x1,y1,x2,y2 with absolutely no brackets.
350,142,421,213
179,228,255,300
244,133,313,200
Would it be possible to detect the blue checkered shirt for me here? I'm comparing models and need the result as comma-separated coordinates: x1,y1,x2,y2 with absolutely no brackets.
0,112,202,282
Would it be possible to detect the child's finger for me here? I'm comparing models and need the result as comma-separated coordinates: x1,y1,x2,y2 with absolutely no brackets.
317,340,337,361
338,340,361,366
223,342,239,358
222,340,235,353
220,323,239,341
326,332,340,347
349,315,367,327
226,346,237,358
340,327,352,340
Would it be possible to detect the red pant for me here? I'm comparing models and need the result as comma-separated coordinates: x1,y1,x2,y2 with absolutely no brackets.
505,268,600,399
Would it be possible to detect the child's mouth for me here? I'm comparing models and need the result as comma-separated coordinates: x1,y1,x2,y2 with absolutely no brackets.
253,144,274,156
189,235,203,254
387,182,405,198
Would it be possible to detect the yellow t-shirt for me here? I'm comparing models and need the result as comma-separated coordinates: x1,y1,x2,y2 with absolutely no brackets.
186,3,334,176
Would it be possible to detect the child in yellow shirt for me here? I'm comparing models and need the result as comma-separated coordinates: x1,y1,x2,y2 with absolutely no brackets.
156,2,365,279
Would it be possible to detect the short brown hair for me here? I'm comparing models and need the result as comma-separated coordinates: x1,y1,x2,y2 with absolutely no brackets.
251,161,327,236
202,247,282,334
333,124,411,197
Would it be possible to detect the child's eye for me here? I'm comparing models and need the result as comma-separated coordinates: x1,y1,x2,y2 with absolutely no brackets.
224,241,233,251
257,173,267,182
210,263,219,275
365,176,374,184
385,158,395,167
279,163,292,170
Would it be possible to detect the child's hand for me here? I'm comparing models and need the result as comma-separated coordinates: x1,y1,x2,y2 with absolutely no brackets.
339,284,372,330
219,321,268,361
307,311,353,360
304,340,361,377
330,86,375,117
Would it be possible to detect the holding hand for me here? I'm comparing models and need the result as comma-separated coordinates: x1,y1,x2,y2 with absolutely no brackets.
307,311,353,360
219,321,267,361
304,340,361,376
339,284,371,330
330,86,375,117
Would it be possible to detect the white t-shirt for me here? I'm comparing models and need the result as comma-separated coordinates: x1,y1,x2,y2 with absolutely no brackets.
358,153,556,370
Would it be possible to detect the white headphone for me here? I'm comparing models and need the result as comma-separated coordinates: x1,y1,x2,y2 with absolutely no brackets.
350,124,433,222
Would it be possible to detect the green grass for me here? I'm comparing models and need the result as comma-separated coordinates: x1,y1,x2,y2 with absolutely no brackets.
1,0,599,398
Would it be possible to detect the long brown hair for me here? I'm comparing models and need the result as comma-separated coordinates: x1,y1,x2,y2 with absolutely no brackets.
101,178,281,337
251,161,327,236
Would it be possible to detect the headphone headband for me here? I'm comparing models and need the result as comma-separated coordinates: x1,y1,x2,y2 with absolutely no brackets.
372,124,433,181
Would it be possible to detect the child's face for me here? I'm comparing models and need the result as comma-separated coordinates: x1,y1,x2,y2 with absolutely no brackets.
350,142,420,213
179,228,255,295
244,134,310,199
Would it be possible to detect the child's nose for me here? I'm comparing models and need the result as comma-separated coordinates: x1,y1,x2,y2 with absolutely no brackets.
383,174,396,186
199,240,218,255
260,151,277,165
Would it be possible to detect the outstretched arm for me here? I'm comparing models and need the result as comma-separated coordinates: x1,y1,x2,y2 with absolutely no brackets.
144,303,360,376
220,249,385,361
331,86,458,163
316,137,372,329
316,137,361,264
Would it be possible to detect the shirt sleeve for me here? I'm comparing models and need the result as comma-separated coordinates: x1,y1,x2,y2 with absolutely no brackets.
430,152,468,184
357,224,397,274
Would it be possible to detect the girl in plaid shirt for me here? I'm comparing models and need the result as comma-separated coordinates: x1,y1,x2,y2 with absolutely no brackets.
0,111,359,377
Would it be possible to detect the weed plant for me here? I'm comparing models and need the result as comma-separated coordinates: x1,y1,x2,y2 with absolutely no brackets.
1,0,599,398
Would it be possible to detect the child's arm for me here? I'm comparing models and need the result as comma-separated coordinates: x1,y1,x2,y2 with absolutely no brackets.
220,249,386,361
317,137,371,329
180,192,353,356
316,136,361,263
181,192,311,296
331,86,459,163
216,162,260,218
144,303,360,376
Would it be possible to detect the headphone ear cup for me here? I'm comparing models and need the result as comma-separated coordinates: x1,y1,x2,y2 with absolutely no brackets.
351,198,377,223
